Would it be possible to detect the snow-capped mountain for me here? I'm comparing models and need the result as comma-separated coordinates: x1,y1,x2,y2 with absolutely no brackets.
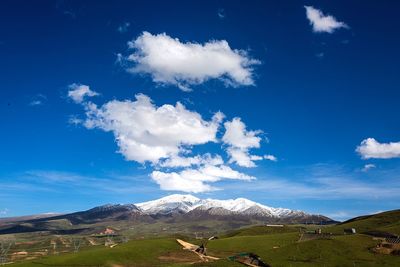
136,194,311,219
0,194,335,236
136,194,201,214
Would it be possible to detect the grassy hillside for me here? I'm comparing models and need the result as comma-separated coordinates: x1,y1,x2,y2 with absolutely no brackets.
326,210,400,235
222,225,299,238
8,229,400,266
6,210,400,267
10,238,184,267
205,233,400,266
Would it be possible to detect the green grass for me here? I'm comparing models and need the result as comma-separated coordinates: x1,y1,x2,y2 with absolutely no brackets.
9,236,400,267
8,216,400,267
11,232,400,267
221,225,299,238
205,232,400,267
326,209,400,235
10,238,182,267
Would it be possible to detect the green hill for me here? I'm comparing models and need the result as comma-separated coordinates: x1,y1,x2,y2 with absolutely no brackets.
9,238,182,267
205,233,400,267
326,209,400,235
7,210,400,267
9,231,400,267
222,225,299,238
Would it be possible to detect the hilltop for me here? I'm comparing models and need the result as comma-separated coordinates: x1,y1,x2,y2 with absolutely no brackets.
327,209,400,236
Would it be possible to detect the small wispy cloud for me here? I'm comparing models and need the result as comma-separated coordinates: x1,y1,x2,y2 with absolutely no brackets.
117,22,130,33
362,163,376,172
67,83,99,103
25,170,83,183
264,154,277,162
29,100,43,106
0,208,9,216
315,52,324,59
55,1,78,19
63,10,76,19
11,170,157,195
217,8,226,19
223,164,400,200
29,94,47,106
68,115,83,125
304,6,349,33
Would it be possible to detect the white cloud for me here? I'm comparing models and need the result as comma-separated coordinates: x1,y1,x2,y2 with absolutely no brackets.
151,171,214,193
224,148,258,168
362,164,376,172
82,93,224,164
68,89,269,192
151,164,254,193
356,138,400,159
159,153,223,168
68,84,99,103
304,6,348,33
264,154,277,162
223,118,261,149
222,118,264,167
125,32,260,91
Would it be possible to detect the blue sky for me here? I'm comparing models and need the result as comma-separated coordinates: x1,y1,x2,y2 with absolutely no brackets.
1,0,400,221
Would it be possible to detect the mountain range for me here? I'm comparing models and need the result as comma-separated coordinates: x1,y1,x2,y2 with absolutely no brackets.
137,194,311,218
0,194,335,235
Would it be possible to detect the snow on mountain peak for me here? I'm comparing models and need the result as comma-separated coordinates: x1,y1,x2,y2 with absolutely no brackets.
199,197,257,212
135,194,306,218
159,194,200,203
136,194,201,214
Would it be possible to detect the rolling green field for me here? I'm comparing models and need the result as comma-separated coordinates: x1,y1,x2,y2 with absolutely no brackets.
7,229,400,267
5,210,400,267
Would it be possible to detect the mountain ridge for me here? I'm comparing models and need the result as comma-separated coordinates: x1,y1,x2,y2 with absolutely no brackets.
135,194,311,218
0,194,336,235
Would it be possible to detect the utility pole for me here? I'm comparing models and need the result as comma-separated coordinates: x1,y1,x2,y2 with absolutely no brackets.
73,239,81,253
0,239,13,265
121,236,129,243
